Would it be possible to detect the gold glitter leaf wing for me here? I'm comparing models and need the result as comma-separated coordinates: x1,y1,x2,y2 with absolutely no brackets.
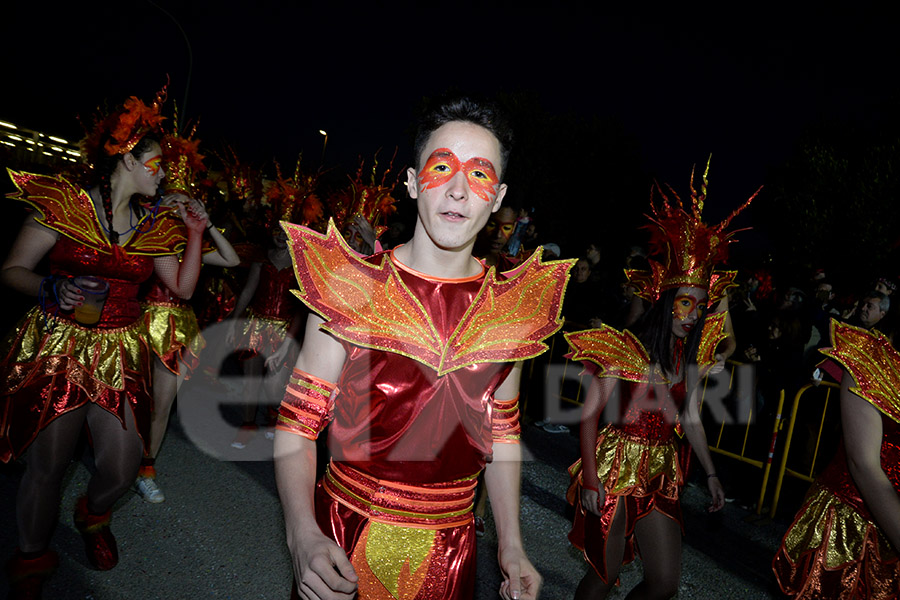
129,206,190,256
708,270,738,305
283,219,443,369
439,252,575,376
696,311,728,368
564,325,658,383
7,170,108,249
821,320,900,423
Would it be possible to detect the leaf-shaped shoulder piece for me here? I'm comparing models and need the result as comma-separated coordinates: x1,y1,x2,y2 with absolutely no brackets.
283,219,444,369
441,248,575,374
283,220,573,376
7,169,108,250
564,325,663,384
7,169,188,256
696,311,728,368
821,319,900,423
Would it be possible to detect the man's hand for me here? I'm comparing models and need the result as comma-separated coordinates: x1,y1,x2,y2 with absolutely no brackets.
498,544,541,600
289,529,358,600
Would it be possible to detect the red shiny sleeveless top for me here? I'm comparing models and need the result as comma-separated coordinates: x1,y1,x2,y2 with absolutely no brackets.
249,262,297,320
48,236,154,328
142,275,189,306
329,256,514,485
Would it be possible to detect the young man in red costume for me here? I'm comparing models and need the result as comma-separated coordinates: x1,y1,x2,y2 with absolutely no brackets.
274,97,572,600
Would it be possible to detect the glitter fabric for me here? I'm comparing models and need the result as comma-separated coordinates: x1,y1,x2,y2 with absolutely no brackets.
352,521,437,599
772,322,900,599
323,460,476,528
7,171,190,256
142,295,203,375
821,320,900,424
315,482,476,600
276,368,336,439
283,219,573,377
0,173,185,462
564,321,708,584
491,394,521,443
623,162,758,302
564,315,725,385
234,263,297,361
566,395,686,584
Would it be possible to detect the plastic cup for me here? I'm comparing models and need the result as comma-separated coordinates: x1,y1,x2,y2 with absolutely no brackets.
72,276,110,326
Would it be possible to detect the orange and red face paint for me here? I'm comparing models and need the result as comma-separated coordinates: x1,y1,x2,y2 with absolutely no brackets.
672,293,707,321
142,154,163,176
417,148,499,202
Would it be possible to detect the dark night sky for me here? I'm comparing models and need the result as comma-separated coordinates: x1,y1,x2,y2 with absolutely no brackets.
3,5,898,229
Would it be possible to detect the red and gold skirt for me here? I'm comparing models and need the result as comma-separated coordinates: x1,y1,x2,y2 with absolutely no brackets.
143,300,204,376
772,483,900,599
567,424,684,583
236,308,289,362
0,307,151,462
309,460,478,600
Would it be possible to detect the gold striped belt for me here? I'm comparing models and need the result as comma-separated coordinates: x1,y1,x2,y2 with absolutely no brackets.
323,460,476,529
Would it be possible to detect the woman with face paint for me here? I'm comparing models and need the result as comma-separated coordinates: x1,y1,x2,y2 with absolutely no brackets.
0,90,207,597
564,167,755,599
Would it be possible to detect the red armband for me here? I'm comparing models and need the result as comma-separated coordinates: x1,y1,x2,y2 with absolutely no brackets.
491,394,521,443
275,368,338,440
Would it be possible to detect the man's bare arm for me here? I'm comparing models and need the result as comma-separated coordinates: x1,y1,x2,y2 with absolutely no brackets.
274,315,357,600
484,363,542,600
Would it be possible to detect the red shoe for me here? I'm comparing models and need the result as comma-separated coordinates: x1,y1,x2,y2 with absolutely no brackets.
73,497,118,570
6,549,59,600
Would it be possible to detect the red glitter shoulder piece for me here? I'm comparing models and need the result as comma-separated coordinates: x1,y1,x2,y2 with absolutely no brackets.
696,311,728,367
140,207,217,256
284,219,574,376
821,319,900,423
708,270,738,305
564,325,661,384
7,170,108,250
131,206,187,256
564,311,726,385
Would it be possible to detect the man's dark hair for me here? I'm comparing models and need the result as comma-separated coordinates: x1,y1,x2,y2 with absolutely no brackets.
413,96,513,179
864,290,890,313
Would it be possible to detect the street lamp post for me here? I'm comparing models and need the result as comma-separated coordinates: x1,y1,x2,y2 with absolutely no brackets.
319,129,328,164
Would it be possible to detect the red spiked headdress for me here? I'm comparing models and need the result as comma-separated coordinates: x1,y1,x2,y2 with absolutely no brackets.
625,160,759,303
329,151,399,237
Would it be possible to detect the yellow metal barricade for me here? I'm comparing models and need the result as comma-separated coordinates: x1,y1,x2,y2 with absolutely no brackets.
699,361,783,515
768,381,841,518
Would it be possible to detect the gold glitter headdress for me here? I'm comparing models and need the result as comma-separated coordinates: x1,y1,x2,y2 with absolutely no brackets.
625,159,759,302
80,84,168,165
161,105,206,196
329,151,400,237
267,156,324,228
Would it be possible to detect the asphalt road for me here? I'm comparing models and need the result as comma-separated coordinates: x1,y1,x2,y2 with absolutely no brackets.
1,371,798,599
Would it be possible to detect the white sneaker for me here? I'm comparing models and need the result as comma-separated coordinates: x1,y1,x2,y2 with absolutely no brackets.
135,476,166,503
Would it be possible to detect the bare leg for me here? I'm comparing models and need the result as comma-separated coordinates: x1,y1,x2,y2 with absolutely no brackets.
149,356,178,459
625,509,682,600
17,405,90,552
84,402,143,513
574,498,627,600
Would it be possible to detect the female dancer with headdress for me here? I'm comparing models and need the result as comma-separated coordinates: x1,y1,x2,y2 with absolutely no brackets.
565,167,755,599
1,90,206,598
135,123,239,503
226,166,322,448
772,318,900,598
